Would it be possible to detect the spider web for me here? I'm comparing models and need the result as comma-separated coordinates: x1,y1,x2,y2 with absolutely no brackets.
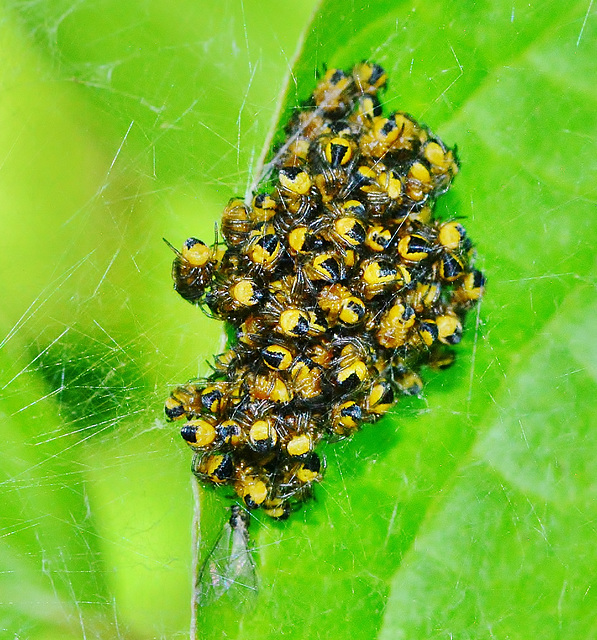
1,1,596,639
0,2,319,637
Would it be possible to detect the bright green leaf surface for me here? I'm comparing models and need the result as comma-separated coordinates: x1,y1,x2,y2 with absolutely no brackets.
0,1,595,639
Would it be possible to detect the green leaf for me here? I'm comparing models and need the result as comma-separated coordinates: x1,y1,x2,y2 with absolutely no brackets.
0,0,595,638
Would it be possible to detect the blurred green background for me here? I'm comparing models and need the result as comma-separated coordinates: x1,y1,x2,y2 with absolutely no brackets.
0,1,595,639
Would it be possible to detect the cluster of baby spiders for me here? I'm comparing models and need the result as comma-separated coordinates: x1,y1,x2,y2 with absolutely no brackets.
165,61,485,521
